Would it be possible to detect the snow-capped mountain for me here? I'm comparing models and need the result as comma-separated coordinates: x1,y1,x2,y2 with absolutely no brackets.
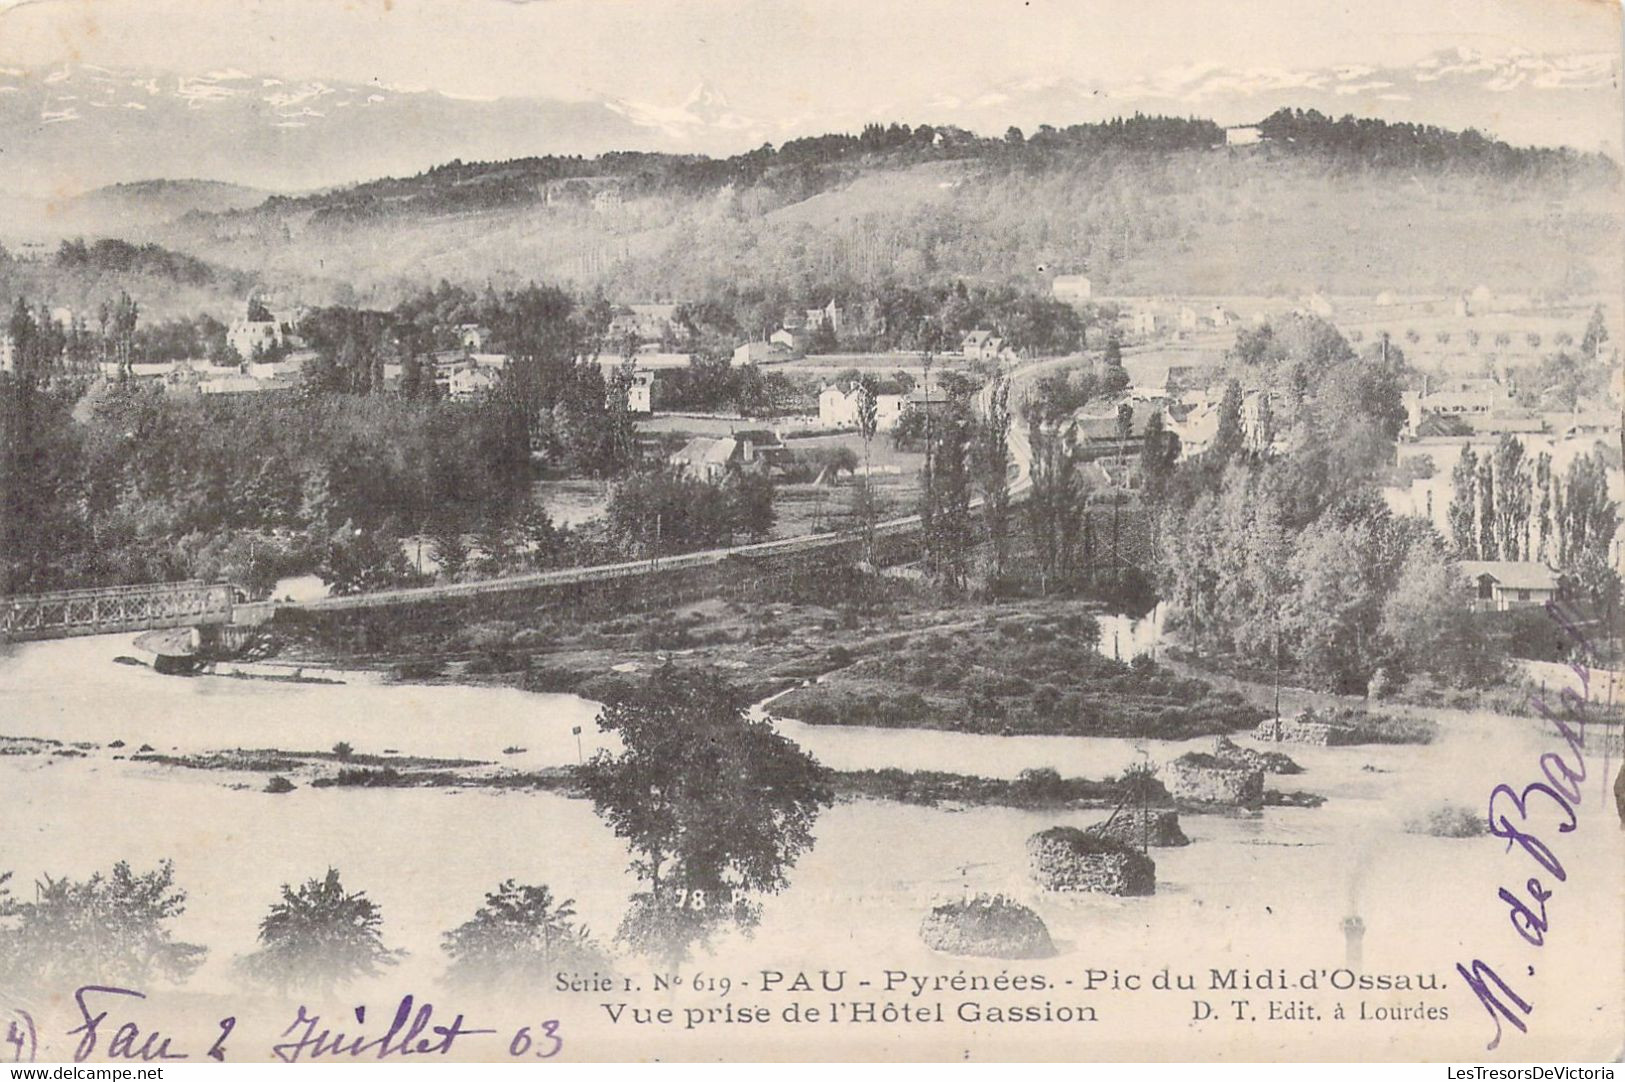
0,64,665,196
603,80,767,142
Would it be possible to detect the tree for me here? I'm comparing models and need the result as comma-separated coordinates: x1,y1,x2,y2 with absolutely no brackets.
1115,402,1134,466
441,881,609,990
975,374,1012,578
1491,435,1529,561
1103,334,1123,366
1211,380,1245,463
1280,507,1394,693
0,861,205,993
238,869,402,994
1476,454,1496,563
855,381,878,564
1557,452,1619,578
1025,416,1085,591
1533,452,1554,564
1250,393,1275,454
318,524,417,596
472,513,515,576
1138,411,1179,502
1380,537,1503,688
578,666,832,963
1581,304,1609,360
921,411,973,591
429,519,470,581
1448,445,1479,557
725,472,777,542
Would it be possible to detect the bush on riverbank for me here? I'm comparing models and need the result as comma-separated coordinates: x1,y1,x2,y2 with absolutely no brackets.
1404,803,1487,838
832,767,1125,808
1293,706,1437,745
771,611,1264,738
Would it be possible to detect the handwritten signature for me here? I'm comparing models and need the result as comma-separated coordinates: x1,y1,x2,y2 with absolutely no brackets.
49,984,561,1063
1457,599,1606,1052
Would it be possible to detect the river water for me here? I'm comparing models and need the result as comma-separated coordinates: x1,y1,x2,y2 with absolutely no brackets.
1,628,1619,1059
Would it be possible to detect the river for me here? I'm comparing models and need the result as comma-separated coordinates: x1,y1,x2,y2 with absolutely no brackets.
0,629,1619,1059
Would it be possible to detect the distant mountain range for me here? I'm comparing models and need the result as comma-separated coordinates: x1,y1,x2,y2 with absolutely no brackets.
0,46,1615,201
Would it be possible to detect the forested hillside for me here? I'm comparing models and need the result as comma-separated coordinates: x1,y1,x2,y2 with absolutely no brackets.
161,109,1620,307
0,239,259,322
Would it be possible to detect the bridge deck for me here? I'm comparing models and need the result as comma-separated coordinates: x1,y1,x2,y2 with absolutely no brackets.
0,580,238,642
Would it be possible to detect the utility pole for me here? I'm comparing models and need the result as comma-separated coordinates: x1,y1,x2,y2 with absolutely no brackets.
1274,623,1283,725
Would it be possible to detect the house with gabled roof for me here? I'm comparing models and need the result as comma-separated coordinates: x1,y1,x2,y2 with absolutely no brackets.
1454,560,1560,611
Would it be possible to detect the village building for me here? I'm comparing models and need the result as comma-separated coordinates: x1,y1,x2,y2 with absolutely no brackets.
429,352,508,400
624,368,655,414
445,362,500,400
1069,409,1155,457
770,326,810,354
1225,125,1263,146
960,329,1001,361
457,323,490,351
1454,561,1560,611
1133,310,1162,338
733,340,794,366
803,300,844,334
668,431,785,481
819,381,947,432
227,318,286,360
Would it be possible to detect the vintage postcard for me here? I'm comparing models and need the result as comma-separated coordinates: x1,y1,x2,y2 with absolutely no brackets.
0,0,1620,1065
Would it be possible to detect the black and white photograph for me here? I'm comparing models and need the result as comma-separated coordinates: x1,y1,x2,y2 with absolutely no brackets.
0,0,1620,1064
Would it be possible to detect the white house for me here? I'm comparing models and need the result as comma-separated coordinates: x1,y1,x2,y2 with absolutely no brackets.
961,329,999,360
819,383,860,428
227,319,285,360
1133,310,1162,338
818,382,911,432
1178,306,1198,331
804,301,844,334
770,326,808,354
1455,561,1560,611
734,341,774,366
625,369,654,414
1225,125,1263,146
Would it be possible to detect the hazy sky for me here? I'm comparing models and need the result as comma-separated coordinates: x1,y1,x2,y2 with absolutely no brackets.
0,0,1617,114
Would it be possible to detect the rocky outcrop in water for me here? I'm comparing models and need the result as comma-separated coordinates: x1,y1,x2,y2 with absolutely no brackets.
1027,826,1157,895
1210,736,1303,774
919,894,1055,958
1085,806,1189,848
1165,753,1265,808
